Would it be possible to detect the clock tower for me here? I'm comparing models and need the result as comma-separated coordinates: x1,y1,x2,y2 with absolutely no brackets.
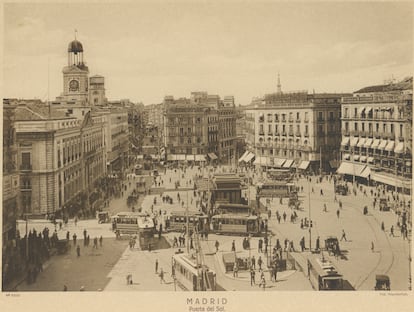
60,36,89,105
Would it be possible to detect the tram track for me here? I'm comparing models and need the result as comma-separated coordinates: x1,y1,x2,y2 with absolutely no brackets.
344,194,396,290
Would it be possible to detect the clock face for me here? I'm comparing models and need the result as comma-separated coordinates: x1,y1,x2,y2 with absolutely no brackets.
69,79,79,92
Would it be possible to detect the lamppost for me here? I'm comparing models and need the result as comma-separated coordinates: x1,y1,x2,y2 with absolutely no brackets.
308,179,312,252
408,234,412,291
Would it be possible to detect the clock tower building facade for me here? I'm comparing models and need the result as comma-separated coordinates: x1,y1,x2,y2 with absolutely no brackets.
58,39,90,106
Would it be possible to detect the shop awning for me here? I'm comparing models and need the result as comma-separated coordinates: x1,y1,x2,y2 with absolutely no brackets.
360,156,367,162
371,139,380,149
176,154,186,161
336,162,366,176
208,153,218,160
341,137,350,146
353,155,360,161
378,140,387,150
385,141,395,152
253,156,267,166
343,153,351,160
244,152,255,163
195,155,206,161
364,138,373,148
298,160,311,170
283,159,294,168
359,166,371,178
367,157,374,163
186,155,195,161
273,158,286,168
238,151,250,163
350,137,359,147
394,142,404,154
371,172,407,187
357,138,366,148
167,155,175,161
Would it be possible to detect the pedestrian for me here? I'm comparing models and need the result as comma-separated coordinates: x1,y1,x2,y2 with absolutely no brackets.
381,222,385,231
371,241,375,252
215,240,220,252
66,231,70,240
258,239,263,253
283,212,287,222
63,285,68,291
155,259,159,274
320,189,323,196
323,204,327,212
336,209,340,218
159,268,165,284
93,237,98,249
99,236,103,247
390,226,394,237
340,230,347,242
258,256,263,271
231,240,236,252
259,272,266,290
76,245,80,257
316,236,320,251
233,262,238,277
73,233,77,246
250,268,255,286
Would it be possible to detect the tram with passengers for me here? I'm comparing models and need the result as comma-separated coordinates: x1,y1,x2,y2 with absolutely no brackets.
307,256,344,290
167,211,209,233
210,213,263,236
112,212,155,245
172,253,216,291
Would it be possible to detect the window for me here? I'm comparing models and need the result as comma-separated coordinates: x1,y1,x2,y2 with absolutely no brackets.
329,112,334,120
344,107,349,118
21,152,31,169
354,123,358,131
362,123,365,131
296,125,300,132
259,125,264,133
289,112,293,121
275,124,278,133
318,125,323,134
354,108,358,117
376,123,379,132
282,114,286,122
282,125,286,132
383,124,386,132
268,125,272,133
296,112,300,120
275,114,279,121
390,124,394,134
305,112,308,121
400,124,403,137
305,125,309,134
345,122,349,131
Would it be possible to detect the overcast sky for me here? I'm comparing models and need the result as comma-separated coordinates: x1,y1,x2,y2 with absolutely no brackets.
3,2,413,105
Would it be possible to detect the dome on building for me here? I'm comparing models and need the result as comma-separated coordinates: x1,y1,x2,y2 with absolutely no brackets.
68,40,83,53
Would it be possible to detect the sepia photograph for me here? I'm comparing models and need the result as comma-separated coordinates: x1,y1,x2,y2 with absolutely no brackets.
1,0,413,311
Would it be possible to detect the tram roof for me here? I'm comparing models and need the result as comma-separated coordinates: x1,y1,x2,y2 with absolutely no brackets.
211,213,257,220
308,256,342,278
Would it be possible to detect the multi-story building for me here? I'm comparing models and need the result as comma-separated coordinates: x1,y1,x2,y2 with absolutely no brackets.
13,101,106,218
245,81,347,172
2,102,20,242
89,75,107,106
163,92,236,164
338,77,412,192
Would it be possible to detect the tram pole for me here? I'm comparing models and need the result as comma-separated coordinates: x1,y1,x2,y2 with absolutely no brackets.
308,179,312,252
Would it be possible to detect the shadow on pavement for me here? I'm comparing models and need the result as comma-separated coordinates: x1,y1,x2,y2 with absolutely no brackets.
342,280,355,290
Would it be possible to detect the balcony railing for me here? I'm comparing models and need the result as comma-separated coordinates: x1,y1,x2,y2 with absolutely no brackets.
304,133,309,137
288,119,294,123
20,164,32,171
342,130,350,136
281,132,287,136
288,131,294,136
295,132,301,137
304,119,309,123
295,119,301,123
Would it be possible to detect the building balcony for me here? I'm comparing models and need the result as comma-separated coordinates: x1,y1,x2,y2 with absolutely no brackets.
317,118,325,122
304,119,309,123
288,119,294,123
281,132,287,136
259,131,265,135
304,133,309,137
342,130,350,136
21,186,32,191
295,132,301,137
288,131,294,136
295,119,301,123
20,164,32,171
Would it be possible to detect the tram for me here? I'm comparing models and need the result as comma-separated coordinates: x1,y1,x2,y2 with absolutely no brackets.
210,213,263,236
112,212,155,239
307,256,344,291
172,253,216,291
138,215,155,249
167,211,209,233
256,181,297,198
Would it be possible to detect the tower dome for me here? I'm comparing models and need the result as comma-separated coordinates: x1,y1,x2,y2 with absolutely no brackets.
68,40,83,53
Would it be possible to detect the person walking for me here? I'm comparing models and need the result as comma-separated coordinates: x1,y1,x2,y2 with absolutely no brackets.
99,236,103,247
340,229,347,242
233,262,238,277
336,209,340,218
250,268,256,286
155,259,159,274
390,225,394,237
93,237,98,249
251,256,256,270
215,240,220,253
371,241,375,252
231,240,236,252
76,245,80,257
73,233,77,246
159,268,165,284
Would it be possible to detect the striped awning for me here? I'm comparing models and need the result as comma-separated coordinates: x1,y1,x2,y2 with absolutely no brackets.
298,160,311,170
337,162,366,176
341,137,350,146
353,155,360,161
394,142,404,154
367,157,374,163
343,153,351,160
350,137,359,147
385,141,395,152
273,158,286,168
244,152,255,163
371,139,380,149
357,138,366,148
364,138,373,148
359,166,371,178
378,140,387,150
195,155,206,161
208,153,218,160
360,156,367,162
283,159,294,168
238,151,250,163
